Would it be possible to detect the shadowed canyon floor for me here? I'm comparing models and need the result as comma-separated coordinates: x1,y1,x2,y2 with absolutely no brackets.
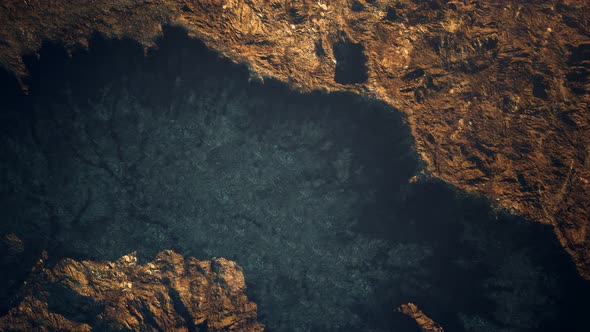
0,28,589,331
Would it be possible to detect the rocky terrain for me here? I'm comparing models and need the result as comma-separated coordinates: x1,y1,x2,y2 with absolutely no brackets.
5,26,590,331
396,303,444,332
0,0,588,280
0,249,263,331
1,1,590,331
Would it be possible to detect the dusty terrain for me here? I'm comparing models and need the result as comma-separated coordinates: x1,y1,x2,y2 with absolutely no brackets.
0,249,263,331
0,0,588,280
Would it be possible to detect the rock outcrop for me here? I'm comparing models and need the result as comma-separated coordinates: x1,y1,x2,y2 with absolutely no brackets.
0,250,263,331
396,303,444,332
0,1,588,279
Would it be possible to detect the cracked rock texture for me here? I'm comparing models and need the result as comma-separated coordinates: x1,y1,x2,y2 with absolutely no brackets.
0,250,263,331
396,303,444,332
0,2,588,278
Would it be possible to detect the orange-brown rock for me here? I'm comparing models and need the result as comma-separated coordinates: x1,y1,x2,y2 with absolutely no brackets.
0,250,263,331
0,1,588,278
396,303,444,332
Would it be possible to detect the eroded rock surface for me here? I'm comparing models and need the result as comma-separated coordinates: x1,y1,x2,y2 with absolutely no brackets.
0,0,587,279
0,250,263,331
396,303,444,332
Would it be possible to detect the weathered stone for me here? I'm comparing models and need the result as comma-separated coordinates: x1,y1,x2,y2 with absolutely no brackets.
0,250,263,331
396,302,444,332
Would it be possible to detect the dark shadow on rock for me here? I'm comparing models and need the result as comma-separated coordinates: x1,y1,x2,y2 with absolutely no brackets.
333,39,368,84
46,284,104,326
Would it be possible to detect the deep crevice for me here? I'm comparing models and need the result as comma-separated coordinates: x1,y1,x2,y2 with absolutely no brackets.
165,277,197,332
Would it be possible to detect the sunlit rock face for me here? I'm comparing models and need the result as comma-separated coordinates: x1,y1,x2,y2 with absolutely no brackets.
0,28,589,331
0,250,263,331
396,303,444,332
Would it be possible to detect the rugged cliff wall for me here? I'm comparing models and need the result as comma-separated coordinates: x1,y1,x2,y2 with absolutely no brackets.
0,250,263,331
0,0,588,279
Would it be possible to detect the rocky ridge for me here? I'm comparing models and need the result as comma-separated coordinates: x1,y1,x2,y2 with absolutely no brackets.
0,250,263,331
0,0,588,278
396,303,444,332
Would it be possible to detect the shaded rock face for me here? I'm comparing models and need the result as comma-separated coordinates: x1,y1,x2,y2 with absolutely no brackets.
0,0,588,282
0,250,263,331
0,29,589,331
0,234,41,316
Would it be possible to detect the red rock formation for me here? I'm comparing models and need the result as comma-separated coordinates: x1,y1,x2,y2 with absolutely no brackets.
0,0,588,279
0,250,264,331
